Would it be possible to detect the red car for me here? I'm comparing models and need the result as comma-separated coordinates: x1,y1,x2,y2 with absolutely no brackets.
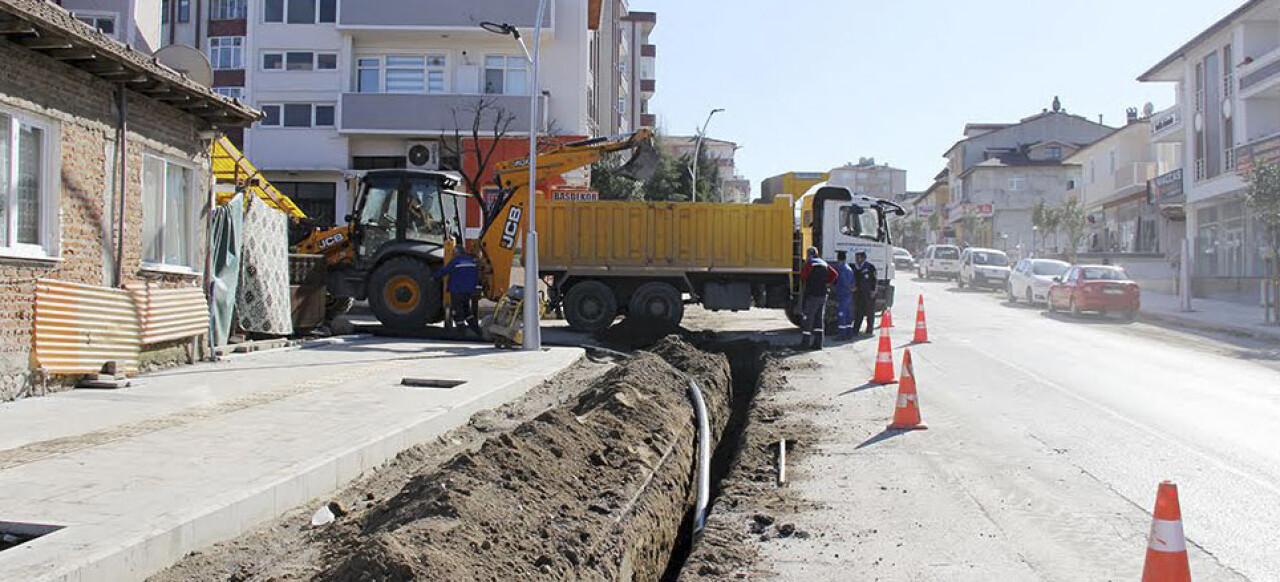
1046,265,1140,319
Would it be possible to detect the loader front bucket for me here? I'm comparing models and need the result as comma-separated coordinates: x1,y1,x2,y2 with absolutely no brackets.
618,139,660,182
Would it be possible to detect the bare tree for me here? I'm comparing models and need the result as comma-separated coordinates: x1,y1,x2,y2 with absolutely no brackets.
438,97,518,222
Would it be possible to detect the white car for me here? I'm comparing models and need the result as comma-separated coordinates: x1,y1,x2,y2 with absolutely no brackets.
1007,258,1070,305
917,244,961,280
958,247,1011,290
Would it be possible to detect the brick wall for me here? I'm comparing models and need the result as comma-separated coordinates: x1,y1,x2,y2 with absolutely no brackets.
0,38,212,400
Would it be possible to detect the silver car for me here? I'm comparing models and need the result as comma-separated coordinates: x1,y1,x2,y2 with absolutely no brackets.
1007,258,1070,305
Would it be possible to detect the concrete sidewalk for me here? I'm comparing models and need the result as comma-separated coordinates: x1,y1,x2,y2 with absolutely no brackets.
0,337,580,582
1140,291,1280,341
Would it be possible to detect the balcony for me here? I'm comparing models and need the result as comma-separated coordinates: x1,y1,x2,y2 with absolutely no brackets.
340,93,547,135
1148,104,1183,143
1239,45,1280,99
338,0,552,31
640,79,655,95
1235,131,1280,175
640,113,656,127
640,44,656,57
1113,162,1157,196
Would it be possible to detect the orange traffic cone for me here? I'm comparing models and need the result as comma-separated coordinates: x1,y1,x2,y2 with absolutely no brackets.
1142,481,1191,582
882,306,894,328
887,348,927,430
913,295,930,344
868,321,896,384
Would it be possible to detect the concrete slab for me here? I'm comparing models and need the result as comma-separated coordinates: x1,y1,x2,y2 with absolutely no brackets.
0,337,581,582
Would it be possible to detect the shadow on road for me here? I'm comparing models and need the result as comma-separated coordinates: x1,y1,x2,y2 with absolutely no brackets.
838,381,885,396
945,286,996,295
855,428,911,449
1040,311,1135,326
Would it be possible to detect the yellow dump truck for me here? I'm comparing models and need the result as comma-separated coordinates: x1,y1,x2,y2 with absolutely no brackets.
533,187,904,332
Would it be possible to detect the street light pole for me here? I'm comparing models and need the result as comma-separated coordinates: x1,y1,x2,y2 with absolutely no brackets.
690,108,723,203
480,0,547,351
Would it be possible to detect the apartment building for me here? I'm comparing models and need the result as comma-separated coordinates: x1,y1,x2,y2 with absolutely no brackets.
1140,0,1280,301
620,10,656,130
914,170,951,247
663,136,751,202
943,104,1114,251
827,158,908,201
53,0,164,51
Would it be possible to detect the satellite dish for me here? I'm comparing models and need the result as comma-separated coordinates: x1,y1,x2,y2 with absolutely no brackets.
155,44,214,87
1143,102,1156,117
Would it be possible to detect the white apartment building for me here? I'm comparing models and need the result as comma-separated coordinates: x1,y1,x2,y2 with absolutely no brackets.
1140,0,1280,302
664,136,751,202
827,158,907,201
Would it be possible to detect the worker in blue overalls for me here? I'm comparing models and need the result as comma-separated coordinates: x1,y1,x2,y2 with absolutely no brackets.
833,250,856,340
434,238,483,338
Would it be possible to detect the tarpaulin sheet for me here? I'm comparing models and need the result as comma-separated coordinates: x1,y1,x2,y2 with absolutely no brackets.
209,193,243,346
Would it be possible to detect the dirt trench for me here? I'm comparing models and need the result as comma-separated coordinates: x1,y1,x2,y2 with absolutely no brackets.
153,333,788,582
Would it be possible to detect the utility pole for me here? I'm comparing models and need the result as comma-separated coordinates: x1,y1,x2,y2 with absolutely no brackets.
691,108,723,203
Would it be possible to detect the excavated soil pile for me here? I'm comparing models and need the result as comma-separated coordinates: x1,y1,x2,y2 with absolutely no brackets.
314,336,731,581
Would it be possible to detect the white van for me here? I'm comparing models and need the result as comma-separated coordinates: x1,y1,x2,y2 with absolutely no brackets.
918,244,961,280
958,247,1012,290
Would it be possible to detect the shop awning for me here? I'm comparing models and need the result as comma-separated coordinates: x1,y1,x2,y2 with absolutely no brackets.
210,136,306,219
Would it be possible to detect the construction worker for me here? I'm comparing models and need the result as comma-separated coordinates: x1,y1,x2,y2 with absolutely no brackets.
833,250,856,340
852,250,878,335
799,247,838,350
434,239,483,338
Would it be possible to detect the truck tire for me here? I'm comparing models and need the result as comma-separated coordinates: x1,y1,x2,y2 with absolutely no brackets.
628,282,684,326
564,280,618,333
368,256,442,330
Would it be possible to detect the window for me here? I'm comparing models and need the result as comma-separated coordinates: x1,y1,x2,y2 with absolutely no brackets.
210,0,247,20
352,156,407,170
1009,175,1025,191
142,155,197,269
266,0,335,24
357,55,447,93
178,0,190,23
263,51,337,71
1045,146,1062,159
208,37,244,70
259,103,335,128
162,0,170,23
0,108,59,258
213,87,244,101
484,55,529,95
75,13,117,37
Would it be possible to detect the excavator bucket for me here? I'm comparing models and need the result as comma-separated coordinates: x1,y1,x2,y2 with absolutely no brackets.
618,138,660,182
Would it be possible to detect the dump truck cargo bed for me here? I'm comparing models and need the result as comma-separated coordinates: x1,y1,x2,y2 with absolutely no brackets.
536,197,794,274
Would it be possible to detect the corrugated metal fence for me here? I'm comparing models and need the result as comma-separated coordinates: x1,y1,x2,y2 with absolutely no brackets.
32,279,209,377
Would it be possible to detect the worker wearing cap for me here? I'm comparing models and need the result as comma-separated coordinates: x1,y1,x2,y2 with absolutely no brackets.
434,239,483,338
852,250,878,335
799,247,838,350
833,250,856,340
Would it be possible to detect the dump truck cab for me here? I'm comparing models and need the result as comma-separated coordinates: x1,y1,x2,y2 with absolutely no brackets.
797,183,905,314
326,169,470,329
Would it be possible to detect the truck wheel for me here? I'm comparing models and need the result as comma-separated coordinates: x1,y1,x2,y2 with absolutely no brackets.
628,282,684,326
564,280,618,333
368,256,441,330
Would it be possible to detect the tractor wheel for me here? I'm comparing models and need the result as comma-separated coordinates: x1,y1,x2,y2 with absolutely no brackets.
368,257,441,330
564,280,619,333
628,282,685,327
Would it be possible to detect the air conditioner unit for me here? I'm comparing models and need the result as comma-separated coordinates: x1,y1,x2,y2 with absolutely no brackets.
406,141,440,170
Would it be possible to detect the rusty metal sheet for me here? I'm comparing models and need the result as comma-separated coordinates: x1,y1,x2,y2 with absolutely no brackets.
129,284,209,345
33,279,141,375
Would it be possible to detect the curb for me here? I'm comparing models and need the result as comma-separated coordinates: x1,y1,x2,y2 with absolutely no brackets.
1139,310,1280,342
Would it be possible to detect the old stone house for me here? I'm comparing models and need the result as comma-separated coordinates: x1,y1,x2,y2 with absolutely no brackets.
0,0,258,399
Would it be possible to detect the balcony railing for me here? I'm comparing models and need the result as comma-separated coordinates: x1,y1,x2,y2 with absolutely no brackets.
640,79,655,93
1149,104,1182,142
1114,162,1157,193
1240,46,1280,94
1235,131,1280,175
340,93,546,134
338,0,552,29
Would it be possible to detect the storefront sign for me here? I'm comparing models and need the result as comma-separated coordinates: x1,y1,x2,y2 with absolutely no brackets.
1149,168,1184,203
916,205,934,217
550,188,600,202
967,203,994,217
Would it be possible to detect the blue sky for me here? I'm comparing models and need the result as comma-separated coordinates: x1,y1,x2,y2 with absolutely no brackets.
644,0,1243,193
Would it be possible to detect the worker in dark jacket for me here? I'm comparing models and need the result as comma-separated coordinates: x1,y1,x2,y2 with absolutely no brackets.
799,247,838,350
852,250,878,335
434,240,483,338
833,250,856,340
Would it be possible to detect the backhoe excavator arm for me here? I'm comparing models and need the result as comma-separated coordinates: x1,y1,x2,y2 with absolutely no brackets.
477,129,657,301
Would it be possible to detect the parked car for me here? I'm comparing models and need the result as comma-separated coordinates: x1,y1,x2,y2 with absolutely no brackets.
958,248,1011,290
1007,258,1070,305
1046,265,1140,319
893,247,915,270
917,244,961,280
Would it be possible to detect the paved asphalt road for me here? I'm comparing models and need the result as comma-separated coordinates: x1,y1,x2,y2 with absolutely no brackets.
684,275,1279,581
